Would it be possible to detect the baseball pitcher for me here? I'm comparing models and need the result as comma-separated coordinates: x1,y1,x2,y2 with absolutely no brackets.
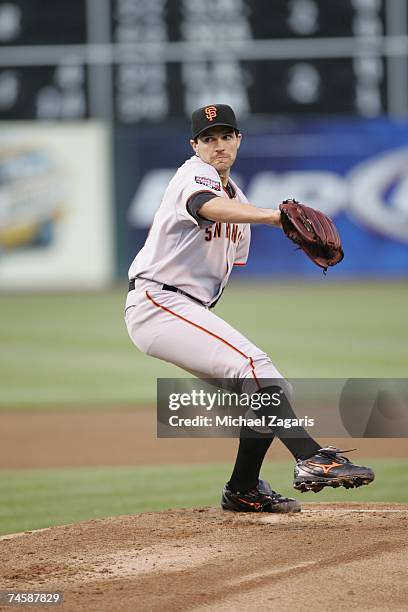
125,104,374,513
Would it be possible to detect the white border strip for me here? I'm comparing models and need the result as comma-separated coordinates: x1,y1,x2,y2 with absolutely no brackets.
1,36,408,66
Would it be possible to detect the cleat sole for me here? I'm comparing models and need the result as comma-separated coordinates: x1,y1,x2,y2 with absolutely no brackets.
294,475,374,493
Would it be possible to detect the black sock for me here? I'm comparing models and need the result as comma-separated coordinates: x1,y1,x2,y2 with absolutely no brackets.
228,428,274,493
263,386,321,460
227,385,322,492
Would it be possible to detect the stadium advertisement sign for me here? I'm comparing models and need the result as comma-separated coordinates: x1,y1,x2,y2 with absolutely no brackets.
116,118,408,277
0,122,113,290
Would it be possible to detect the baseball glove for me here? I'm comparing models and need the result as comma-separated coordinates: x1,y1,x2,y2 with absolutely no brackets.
279,199,344,272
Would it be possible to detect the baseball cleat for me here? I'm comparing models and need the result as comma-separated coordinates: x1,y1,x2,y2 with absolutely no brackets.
221,479,301,513
293,446,375,493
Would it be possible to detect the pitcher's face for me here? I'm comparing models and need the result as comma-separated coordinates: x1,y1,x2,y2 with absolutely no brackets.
191,127,241,175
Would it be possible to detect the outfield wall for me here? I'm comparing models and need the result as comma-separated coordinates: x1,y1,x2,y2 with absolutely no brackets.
0,122,113,290
1,118,407,290
116,117,408,278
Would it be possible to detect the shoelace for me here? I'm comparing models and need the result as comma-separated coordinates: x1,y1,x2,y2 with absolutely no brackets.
243,488,267,499
270,492,288,500
320,447,357,462
235,486,288,502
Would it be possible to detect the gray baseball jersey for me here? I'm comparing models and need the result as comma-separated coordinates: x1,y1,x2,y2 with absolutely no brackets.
127,155,250,307
125,153,287,398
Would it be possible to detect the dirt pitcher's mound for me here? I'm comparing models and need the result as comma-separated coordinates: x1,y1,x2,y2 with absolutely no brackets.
0,504,407,612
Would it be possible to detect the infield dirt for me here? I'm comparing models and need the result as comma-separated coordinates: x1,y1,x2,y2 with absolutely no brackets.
1,408,407,611
0,504,407,612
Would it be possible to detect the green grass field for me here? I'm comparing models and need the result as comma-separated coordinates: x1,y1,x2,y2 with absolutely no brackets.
1,282,407,536
1,459,407,536
1,281,407,407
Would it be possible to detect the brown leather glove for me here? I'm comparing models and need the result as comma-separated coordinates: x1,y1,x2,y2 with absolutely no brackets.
279,199,344,272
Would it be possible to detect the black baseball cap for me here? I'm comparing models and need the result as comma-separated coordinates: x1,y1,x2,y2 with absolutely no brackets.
191,104,239,139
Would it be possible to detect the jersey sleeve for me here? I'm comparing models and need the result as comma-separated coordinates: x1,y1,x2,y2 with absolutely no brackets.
177,161,222,226
234,224,251,265
186,191,216,228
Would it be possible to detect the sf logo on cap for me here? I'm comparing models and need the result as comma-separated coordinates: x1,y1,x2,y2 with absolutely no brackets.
205,106,217,121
